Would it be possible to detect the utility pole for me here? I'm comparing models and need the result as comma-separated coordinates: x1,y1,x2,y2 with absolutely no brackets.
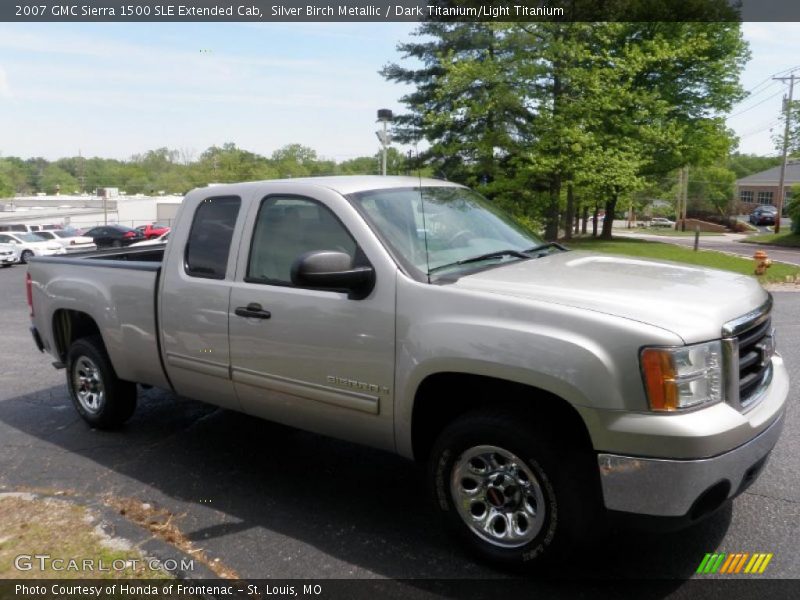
682,165,689,231
774,71,797,234
78,149,85,194
675,168,684,231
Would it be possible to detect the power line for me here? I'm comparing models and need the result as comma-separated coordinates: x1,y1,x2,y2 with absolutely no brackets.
740,66,793,97
738,118,782,139
731,80,780,108
726,88,785,119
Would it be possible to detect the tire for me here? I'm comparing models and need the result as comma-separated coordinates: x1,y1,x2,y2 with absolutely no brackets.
66,335,137,429
1,264,11,268
429,409,602,570
20,250,33,264
111,240,123,248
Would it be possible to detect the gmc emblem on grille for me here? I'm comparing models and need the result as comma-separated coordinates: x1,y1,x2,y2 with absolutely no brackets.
756,334,776,368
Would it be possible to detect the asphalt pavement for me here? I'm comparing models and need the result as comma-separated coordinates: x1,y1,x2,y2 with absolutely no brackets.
0,265,798,586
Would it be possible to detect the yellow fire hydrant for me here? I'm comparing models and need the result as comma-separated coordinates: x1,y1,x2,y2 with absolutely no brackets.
754,250,772,276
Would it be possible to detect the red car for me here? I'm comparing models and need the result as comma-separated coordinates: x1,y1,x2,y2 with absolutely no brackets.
136,223,171,240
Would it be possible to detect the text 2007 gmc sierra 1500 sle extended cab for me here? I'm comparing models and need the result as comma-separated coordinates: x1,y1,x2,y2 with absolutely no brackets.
27,176,788,567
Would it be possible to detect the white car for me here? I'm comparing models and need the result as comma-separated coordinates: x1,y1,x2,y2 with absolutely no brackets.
33,229,97,254
0,242,20,267
130,231,170,247
649,217,676,228
0,232,66,264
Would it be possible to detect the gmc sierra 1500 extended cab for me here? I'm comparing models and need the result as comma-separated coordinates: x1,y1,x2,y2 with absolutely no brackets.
27,176,788,567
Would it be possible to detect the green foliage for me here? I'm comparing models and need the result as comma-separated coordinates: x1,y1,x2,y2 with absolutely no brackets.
40,165,78,194
728,153,781,179
0,171,13,198
383,19,749,239
688,165,737,215
0,143,411,197
788,185,800,234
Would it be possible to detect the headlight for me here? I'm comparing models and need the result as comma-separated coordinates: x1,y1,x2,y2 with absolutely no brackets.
640,340,724,411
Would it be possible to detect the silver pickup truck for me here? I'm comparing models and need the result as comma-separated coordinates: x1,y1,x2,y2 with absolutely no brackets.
27,176,788,568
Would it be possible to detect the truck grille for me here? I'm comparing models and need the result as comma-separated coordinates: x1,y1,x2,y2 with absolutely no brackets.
723,298,774,411
736,318,773,406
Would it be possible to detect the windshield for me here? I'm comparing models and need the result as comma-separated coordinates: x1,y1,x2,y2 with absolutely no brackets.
350,186,544,276
17,233,47,243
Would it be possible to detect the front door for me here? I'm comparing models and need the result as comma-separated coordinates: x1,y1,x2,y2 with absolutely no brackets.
228,193,396,451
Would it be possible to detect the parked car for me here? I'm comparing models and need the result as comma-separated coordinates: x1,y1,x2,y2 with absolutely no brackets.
130,231,170,247
0,232,66,263
82,225,145,248
136,223,171,240
27,176,787,569
649,217,676,228
0,224,37,233
750,206,778,226
33,229,97,254
0,242,20,267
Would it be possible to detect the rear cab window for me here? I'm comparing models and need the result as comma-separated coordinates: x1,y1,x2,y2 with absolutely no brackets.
184,196,241,279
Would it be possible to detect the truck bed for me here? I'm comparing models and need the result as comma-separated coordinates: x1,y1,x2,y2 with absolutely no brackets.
28,244,171,390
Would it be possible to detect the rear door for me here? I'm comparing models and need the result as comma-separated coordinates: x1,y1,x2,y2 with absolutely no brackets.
160,194,245,410
228,187,397,451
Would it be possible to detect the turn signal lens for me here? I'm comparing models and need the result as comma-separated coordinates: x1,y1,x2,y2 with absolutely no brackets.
641,349,678,411
640,341,724,412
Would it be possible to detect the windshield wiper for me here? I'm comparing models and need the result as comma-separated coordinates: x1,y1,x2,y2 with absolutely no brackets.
428,249,531,275
524,242,567,254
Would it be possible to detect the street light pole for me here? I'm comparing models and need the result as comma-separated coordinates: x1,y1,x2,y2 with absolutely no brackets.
376,109,393,176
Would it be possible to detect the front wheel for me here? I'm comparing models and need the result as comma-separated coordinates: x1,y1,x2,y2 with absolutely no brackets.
429,409,601,569
67,335,137,429
20,250,33,264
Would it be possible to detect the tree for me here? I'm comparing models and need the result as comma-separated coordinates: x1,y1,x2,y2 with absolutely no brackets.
382,23,528,187
0,171,13,198
40,165,78,194
688,164,737,216
728,153,781,179
384,20,747,240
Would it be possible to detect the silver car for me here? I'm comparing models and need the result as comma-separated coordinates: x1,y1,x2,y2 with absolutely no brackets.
0,242,20,267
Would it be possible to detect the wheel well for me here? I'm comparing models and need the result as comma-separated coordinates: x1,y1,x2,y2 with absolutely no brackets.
52,309,102,362
411,373,594,462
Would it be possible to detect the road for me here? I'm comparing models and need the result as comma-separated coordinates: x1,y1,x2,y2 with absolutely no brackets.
0,265,798,586
614,230,800,266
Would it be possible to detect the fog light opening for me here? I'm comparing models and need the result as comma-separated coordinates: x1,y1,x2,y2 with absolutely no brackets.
690,481,731,521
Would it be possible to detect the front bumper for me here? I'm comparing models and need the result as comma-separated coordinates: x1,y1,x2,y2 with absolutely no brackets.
598,411,784,519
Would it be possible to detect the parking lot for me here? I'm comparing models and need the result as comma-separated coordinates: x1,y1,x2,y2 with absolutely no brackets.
0,264,798,584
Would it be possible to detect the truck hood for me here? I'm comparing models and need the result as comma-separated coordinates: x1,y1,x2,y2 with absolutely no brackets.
452,251,768,343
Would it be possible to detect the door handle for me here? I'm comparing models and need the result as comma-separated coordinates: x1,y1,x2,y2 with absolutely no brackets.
235,302,271,320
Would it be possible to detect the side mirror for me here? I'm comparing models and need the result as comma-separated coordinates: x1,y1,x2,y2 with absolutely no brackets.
291,250,375,300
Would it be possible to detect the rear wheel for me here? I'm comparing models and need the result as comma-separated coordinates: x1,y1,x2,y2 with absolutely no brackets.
429,409,602,569
20,250,33,264
67,335,137,428
111,240,122,248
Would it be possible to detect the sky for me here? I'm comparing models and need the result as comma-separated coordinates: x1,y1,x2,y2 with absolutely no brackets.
0,21,798,162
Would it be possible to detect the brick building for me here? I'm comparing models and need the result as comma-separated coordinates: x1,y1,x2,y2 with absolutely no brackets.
735,159,800,211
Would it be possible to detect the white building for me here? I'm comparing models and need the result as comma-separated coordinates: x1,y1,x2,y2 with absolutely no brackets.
0,193,184,230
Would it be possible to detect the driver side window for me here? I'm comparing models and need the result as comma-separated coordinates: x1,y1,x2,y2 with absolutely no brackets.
247,196,356,285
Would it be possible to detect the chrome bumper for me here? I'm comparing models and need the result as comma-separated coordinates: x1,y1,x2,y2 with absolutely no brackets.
598,412,784,517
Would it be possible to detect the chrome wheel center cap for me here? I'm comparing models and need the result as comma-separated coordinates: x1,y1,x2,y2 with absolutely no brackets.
486,473,520,508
